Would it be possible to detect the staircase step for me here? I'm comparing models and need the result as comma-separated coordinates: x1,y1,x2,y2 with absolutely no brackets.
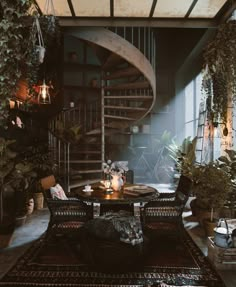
69,160,102,164
104,95,153,100
104,115,136,121
104,81,149,90
104,105,146,111
104,67,141,80
75,150,101,154
72,169,103,175
85,128,101,135
102,53,125,70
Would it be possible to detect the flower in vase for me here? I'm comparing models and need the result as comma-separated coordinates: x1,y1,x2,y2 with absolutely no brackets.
103,160,129,177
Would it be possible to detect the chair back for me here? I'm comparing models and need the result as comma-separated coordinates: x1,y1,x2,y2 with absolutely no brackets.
175,175,192,207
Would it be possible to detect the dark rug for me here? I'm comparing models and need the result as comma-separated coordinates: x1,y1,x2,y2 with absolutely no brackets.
0,228,226,287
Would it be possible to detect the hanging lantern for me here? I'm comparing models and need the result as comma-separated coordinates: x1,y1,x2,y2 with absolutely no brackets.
38,80,51,104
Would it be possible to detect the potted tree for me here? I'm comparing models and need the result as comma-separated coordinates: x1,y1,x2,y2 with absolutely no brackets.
191,162,231,236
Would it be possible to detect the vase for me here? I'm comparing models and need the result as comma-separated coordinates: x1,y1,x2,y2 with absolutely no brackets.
111,175,123,192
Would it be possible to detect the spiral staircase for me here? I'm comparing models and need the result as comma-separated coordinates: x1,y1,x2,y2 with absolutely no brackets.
49,27,156,192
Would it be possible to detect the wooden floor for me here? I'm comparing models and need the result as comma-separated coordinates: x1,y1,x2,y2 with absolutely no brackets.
0,204,236,286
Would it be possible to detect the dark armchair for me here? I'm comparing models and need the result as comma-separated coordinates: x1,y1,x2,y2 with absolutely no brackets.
141,175,192,232
41,175,93,237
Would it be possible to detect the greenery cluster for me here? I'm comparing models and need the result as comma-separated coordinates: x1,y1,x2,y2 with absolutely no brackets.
168,136,197,179
191,162,231,212
0,0,61,127
0,0,34,127
202,20,236,123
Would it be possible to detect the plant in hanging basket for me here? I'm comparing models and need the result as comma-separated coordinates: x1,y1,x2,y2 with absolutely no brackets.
202,20,236,123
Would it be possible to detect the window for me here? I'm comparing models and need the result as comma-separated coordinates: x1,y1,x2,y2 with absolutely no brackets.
184,72,202,138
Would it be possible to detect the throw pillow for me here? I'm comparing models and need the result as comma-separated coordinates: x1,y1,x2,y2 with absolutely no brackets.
50,183,68,200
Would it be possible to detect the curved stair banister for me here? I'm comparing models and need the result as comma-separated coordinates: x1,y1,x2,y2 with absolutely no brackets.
49,27,156,191
66,27,156,124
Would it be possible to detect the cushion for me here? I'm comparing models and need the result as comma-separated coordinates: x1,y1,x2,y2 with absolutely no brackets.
50,184,68,200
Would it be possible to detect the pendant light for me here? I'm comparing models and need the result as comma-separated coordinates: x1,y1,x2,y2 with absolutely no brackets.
38,80,51,104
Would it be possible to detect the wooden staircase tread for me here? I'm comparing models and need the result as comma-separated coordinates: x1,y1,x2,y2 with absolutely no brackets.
104,95,153,100
70,160,102,163
71,150,101,154
104,115,136,120
72,169,103,174
102,53,125,70
104,81,150,90
85,128,101,135
104,67,141,80
104,105,146,111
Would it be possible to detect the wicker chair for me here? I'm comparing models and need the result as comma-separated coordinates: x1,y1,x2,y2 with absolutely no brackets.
41,175,93,237
141,175,192,232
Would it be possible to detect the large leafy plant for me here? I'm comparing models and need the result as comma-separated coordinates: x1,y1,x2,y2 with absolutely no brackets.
202,20,236,123
191,162,231,221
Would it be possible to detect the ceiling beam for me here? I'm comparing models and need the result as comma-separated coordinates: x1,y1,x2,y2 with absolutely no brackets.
110,0,114,17
149,0,158,18
185,0,198,18
216,1,236,24
67,0,75,17
59,17,217,28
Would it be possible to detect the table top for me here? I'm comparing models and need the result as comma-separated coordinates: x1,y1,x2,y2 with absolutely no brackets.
75,183,159,204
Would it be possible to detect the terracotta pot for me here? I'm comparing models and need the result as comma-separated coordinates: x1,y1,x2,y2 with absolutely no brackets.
26,198,34,215
203,218,217,237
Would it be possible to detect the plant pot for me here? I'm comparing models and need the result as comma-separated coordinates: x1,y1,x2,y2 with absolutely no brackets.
26,198,34,215
33,192,44,210
203,218,217,237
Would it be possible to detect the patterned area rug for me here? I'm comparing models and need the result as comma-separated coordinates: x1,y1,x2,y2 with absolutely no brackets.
0,228,226,287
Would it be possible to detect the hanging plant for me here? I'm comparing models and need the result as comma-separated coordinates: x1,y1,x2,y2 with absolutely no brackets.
202,20,236,123
0,0,61,125
0,0,34,126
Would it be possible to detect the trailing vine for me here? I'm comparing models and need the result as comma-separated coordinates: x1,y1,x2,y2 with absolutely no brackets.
0,0,34,126
202,20,236,123
0,1,61,127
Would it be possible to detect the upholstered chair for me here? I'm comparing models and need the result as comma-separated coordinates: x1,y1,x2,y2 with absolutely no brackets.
41,175,93,237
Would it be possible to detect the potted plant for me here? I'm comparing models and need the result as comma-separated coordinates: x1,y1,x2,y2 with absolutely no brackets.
191,162,231,236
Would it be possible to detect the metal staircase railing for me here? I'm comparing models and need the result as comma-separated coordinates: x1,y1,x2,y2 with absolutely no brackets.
49,27,156,191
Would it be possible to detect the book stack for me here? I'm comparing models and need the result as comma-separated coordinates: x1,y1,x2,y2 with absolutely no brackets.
123,185,154,197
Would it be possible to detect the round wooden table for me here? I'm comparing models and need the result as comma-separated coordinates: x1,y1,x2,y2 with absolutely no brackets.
75,183,159,217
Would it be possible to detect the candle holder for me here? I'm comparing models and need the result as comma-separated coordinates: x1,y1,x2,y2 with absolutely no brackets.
104,179,113,194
